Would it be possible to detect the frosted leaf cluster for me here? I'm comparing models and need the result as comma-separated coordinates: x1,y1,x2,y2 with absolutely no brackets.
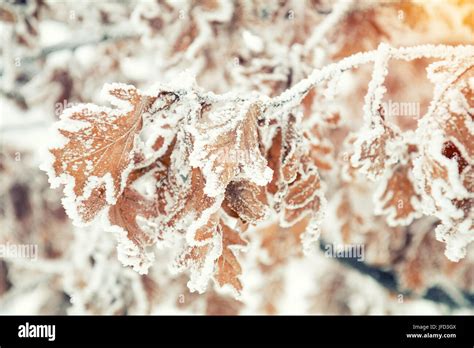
2,0,474,312
41,43,474,295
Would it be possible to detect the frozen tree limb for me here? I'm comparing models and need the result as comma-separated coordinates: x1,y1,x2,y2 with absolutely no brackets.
271,43,474,116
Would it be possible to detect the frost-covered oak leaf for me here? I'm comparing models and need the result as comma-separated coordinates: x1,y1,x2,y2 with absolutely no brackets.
43,84,157,223
108,186,157,273
166,167,219,241
266,116,305,198
266,129,283,195
284,163,326,253
174,216,247,295
374,163,422,226
414,62,474,261
266,118,326,246
215,222,247,293
189,101,273,197
351,123,400,181
173,215,222,294
278,114,305,183
307,125,335,172
351,45,401,181
224,179,270,223
281,162,324,227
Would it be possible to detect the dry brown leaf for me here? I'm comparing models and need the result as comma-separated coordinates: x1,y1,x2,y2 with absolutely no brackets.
215,222,247,293
109,186,156,251
414,63,474,260
190,101,272,197
166,167,217,237
351,123,399,181
281,162,323,227
174,217,247,295
280,114,304,183
174,216,222,293
47,84,156,223
224,180,269,223
374,163,422,226
266,129,283,195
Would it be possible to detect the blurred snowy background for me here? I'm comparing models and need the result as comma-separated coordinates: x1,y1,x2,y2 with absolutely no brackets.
0,0,473,314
